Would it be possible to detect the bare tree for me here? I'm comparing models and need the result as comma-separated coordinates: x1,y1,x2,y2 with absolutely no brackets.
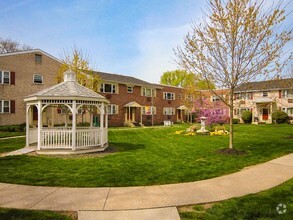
175,0,292,150
0,37,32,53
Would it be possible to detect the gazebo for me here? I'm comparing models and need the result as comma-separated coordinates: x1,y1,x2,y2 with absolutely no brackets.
23,70,109,154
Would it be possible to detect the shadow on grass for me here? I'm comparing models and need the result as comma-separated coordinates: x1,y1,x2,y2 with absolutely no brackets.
110,142,145,152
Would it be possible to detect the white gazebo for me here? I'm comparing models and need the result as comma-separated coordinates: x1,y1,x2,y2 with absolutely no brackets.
23,70,110,154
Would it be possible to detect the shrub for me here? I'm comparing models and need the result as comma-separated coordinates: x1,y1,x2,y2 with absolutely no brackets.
272,110,288,123
241,110,252,123
0,123,26,132
232,118,239,124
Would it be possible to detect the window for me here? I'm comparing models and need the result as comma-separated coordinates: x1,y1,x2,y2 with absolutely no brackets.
33,74,43,84
35,54,42,63
163,107,175,115
287,108,293,115
212,96,220,102
0,100,10,113
282,90,293,98
262,91,268,97
100,83,116,93
108,104,118,114
163,92,175,100
0,71,10,84
142,106,156,115
142,88,155,97
127,86,133,93
185,94,194,101
178,93,182,100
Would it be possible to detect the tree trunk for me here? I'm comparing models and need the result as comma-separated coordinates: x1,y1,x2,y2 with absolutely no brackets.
229,91,234,149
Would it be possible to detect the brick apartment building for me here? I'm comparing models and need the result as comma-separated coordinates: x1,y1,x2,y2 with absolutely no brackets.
1,49,292,126
234,78,293,123
0,49,190,127
0,49,61,126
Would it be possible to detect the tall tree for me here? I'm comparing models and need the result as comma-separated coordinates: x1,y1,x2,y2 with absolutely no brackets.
160,69,214,89
0,37,32,53
160,70,194,87
57,46,100,92
175,0,292,150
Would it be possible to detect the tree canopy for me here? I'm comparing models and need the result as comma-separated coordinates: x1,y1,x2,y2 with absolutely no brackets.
175,0,292,150
57,46,100,92
160,69,215,89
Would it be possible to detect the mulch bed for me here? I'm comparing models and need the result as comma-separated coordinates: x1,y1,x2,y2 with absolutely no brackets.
215,148,246,155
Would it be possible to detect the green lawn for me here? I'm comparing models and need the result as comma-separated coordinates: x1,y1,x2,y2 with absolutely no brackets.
0,124,292,187
0,137,26,154
0,208,74,220
179,179,293,220
0,131,25,139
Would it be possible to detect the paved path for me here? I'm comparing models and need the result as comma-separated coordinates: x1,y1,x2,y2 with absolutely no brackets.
0,153,292,219
0,146,35,157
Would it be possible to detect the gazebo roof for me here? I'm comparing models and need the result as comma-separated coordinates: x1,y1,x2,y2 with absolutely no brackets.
24,70,109,103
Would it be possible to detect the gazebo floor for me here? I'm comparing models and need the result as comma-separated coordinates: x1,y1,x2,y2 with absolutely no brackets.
36,144,109,155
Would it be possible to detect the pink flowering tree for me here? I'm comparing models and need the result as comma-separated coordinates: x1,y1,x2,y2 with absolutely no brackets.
193,98,229,129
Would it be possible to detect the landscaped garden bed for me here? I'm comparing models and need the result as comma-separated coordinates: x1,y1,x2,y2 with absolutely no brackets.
0,124,292,187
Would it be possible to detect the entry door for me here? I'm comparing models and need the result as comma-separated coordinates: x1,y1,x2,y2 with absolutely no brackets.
262,108,269,120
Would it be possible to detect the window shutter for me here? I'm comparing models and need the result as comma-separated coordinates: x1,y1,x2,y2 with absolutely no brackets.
10,72,15,85
10,100,15,113
279,90,282,98
57,108,61,114
233,94,236,100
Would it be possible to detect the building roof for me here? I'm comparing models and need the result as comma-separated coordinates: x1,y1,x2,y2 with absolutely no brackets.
24,71,109,103
94,71,155,87
235,78,293,92
0,49,61,63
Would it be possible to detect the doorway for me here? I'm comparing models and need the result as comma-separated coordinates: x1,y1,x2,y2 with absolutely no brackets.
262,108,269,120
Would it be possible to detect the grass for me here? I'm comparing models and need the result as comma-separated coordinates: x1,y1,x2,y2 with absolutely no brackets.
0,124,292,187
0,131,25,138
0,208,75,220
179,179,293,220
0,137,26,154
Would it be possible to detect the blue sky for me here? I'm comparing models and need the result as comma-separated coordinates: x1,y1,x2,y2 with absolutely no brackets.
1,0,292,83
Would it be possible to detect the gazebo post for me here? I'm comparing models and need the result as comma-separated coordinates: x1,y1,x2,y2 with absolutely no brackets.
37,101,42,151
72,100,77,151
100,103,104,145
26,104,30,147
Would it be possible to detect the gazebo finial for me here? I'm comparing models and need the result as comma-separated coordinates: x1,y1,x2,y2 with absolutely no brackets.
64,70,77,82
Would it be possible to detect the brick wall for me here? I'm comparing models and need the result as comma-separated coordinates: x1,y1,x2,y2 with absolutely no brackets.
0,52,61,125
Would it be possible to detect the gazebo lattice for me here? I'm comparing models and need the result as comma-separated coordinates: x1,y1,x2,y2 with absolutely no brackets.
23,70,109,154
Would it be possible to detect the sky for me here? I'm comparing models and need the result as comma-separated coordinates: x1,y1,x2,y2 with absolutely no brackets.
0,0,292,83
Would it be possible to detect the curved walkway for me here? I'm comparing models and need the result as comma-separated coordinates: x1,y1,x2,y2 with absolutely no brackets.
0,153,292,217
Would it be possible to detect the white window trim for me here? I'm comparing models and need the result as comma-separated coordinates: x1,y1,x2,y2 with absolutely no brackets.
0,70,10,84
163,92,175,100
100,83,117,94
108,104,118,115
33,74,43,84
127,86,133,93
142,106,156,115
141,88,155,97
0,100,10,113
163,107,175,115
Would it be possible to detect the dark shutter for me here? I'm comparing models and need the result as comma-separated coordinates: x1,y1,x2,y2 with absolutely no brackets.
10,100,15,113
10,72,15,85
57,108,61,114
279,90,282,98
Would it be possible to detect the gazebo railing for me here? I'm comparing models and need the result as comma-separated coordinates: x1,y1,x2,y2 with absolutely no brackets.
39,127,107,149
41,129,72,149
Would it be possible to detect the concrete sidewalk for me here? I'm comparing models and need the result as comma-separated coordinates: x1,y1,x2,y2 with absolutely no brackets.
0,153,292,219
